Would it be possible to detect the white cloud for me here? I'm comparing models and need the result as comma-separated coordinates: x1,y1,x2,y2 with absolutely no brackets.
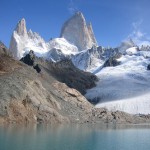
68,0,78,14
127,20,150,46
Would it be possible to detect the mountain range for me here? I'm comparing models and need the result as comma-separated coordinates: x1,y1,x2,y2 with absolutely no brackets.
1,11,150,123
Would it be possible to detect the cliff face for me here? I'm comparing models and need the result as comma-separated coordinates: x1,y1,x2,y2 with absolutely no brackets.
9,18,28,59
15,18,28,36
60,12,98,51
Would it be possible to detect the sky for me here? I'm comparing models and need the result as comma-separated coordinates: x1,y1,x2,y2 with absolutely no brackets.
0,0,150,48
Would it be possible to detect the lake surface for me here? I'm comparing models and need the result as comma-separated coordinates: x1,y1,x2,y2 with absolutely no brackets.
0,124,150,150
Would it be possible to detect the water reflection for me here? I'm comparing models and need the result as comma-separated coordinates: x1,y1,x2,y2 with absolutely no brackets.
0,123,150,150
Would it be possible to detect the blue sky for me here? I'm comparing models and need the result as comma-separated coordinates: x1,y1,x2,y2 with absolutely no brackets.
0,0,150,47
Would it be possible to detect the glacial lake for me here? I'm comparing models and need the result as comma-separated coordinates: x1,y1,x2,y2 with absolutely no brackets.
0,124,150,150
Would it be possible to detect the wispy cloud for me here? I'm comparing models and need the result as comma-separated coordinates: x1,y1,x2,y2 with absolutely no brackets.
68,0,78,14
127,20,150,46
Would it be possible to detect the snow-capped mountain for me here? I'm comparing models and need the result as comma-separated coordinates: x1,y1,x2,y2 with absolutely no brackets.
9,12,98,61
60,11,97,51
9,18,49,59
9,18,80,60
45,38,78,61
72,46,119,72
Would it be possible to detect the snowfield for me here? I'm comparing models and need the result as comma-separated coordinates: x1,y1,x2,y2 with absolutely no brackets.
85,48,150,114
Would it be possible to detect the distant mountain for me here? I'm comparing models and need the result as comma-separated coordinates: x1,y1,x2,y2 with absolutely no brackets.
9,12,98,61
9,19,79,61
60,11,97,51
9,18,49,59
72,46,119,72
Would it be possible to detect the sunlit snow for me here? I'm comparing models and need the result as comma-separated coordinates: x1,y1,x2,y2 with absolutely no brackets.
85,48,150,114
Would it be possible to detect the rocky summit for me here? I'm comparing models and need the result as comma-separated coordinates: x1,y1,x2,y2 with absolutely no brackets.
60,11,98,51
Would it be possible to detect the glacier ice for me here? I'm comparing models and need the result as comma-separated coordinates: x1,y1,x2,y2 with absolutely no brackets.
85,48,150,114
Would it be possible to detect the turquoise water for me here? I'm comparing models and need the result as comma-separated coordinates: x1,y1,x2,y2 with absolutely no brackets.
0,124,150,150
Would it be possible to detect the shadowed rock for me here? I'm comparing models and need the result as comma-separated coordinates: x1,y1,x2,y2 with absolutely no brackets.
20,50,41,73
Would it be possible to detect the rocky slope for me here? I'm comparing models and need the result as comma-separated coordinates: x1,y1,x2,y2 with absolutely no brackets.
1,42,150,124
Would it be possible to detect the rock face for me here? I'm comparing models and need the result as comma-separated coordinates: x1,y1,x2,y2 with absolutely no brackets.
147,64,150,70
60,12,98,51
9,18,28,59
103,54,121,68
20,50,41,73
15,18,28,36
72,46,120,72
48,59,98,94
87,23,97,45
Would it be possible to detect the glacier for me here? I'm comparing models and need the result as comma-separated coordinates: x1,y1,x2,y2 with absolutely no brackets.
85,47,150,114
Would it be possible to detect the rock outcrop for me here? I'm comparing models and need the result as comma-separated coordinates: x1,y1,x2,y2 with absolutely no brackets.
103,54,121,68
0,41,8,55
47,59,98,94
60,12,98,51
20,50,41,73
147,64,150,70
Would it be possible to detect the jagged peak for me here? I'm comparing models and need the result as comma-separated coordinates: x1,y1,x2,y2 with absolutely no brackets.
74,11,84,17
72,11,86,23
28,29,33,33
15,18,27,36
61,11,86,30
60,11,97,51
